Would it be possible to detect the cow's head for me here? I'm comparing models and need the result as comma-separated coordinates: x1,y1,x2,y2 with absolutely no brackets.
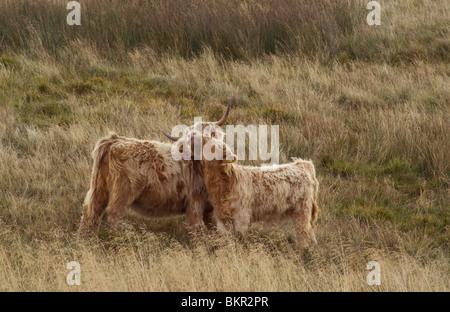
162,100,231,160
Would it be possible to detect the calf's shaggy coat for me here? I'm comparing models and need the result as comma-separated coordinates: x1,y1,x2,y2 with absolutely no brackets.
200,138,319,248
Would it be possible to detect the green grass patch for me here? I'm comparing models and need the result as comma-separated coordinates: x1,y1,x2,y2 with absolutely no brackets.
380,157,425,195
320,155,355,178
15,101,75,128
261,105,296,123
0,55,20,70
399,212,448,243
66,81,95,95
339,205,395,222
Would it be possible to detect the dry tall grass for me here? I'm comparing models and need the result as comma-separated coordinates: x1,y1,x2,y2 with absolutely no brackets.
0,0,365,60
0,0,448,291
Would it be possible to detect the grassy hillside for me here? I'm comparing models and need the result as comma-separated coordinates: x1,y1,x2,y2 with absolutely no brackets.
0,0,448,291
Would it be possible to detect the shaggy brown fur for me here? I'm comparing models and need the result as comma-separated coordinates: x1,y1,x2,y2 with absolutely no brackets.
79,133,215,235
198,137,319,249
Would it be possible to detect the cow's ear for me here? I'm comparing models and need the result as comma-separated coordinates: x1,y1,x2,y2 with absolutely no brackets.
226,155,237,163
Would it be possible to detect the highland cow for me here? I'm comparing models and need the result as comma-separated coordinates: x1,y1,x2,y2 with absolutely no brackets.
79,102,231,235
195,135,319,248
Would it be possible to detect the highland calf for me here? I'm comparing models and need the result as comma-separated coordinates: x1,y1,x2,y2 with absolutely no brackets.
197,136,319,249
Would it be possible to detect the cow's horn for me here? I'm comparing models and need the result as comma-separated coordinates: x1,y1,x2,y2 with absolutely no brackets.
215,99,231,126
162,130,179,141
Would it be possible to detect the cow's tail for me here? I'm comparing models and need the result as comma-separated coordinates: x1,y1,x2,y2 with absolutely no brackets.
79,133,118,235
309,163,319,229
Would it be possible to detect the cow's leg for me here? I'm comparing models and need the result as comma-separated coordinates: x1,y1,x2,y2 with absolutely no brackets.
216,218,233,235
202,202,217,231
232,208,250,236
104,196,133,232
78,188,108,236
213,210,233,235
104,179,136,232
186,197,207,236
291,205,317,249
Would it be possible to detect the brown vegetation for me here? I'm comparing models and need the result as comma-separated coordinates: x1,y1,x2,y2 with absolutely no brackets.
0,0,448,291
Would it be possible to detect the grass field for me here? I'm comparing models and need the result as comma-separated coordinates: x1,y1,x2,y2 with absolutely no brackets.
0,0,448,291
